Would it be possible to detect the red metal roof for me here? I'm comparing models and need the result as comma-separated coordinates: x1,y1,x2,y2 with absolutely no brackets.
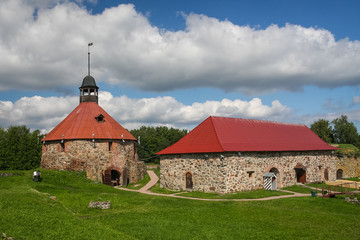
42,102,136,141
157,116,337,154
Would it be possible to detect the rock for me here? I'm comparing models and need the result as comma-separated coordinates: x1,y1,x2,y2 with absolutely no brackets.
88,201,111,209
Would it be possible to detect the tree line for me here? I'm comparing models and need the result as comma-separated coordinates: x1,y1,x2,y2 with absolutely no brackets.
310,115,360,148
1,116,358,170
0,126,43,170
130,126,187,163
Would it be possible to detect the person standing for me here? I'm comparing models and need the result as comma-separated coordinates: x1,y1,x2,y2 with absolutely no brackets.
33,170,38,182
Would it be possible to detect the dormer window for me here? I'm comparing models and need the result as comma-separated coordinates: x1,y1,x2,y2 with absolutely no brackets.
95,114,105,123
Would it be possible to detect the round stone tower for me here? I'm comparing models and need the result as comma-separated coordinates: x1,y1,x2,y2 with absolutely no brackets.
41,74,146,186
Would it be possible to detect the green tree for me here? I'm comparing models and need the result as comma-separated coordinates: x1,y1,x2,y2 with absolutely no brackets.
332,115,359,146
310,119,333,143
0,126,43,170
130,126,187,163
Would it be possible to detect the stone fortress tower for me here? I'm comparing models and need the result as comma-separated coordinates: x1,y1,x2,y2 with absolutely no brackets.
41,53,146,185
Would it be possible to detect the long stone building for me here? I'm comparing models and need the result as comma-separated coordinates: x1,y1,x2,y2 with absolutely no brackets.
41,75,146,186
158,116,339,193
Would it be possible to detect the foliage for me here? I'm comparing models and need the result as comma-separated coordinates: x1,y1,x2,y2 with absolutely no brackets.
130,126,187,163
311,115,360,148
0,126,43,170
310,119,333,143
1,169,360,239
332,115,359,146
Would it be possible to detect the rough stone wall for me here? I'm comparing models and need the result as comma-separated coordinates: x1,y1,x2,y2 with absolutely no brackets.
41,139,145,184
160,151,337,193
336,156,360,178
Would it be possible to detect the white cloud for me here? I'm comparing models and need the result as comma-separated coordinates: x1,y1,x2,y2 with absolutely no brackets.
0,1,359,95
0,95,77,132
351,96,360,106
0,92,291,132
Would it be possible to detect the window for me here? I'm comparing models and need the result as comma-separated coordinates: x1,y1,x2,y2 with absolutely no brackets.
108,142,112,151
95,114,105,123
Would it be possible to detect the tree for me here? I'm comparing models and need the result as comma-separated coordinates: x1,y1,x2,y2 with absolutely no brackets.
310,119,333,143
130,126,187,163
332,115,359,145
0,126,43,170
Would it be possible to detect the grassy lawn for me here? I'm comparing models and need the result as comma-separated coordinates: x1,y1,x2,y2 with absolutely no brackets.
177,189,292,199
1,170,360,239
282,185,321,194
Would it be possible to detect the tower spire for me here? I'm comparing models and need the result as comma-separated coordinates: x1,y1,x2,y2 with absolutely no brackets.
88,42,93,76
80,42,98,104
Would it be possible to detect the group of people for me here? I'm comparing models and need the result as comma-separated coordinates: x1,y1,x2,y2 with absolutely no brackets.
33,170,42,182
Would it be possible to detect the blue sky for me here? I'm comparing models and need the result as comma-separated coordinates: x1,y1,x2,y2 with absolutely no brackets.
0,0,359,132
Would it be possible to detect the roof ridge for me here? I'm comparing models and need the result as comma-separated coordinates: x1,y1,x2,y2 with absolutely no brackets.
211,116,305,127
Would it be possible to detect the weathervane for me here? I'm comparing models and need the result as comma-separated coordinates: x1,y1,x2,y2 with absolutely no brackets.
88,42,93,76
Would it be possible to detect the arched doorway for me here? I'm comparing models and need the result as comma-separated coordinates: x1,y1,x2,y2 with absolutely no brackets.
269,167,279,175
336,169,343,179
324,169,329,181
103,169,121,186
294,163,306,183
111,170,120,186
185,172,193,190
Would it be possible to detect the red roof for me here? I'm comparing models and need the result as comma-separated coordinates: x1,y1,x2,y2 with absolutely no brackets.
43,102,136,141
157,116,337,154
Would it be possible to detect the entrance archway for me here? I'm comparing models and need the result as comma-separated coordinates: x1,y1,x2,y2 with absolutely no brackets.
103,169,121,186
295,168,306,183
111,170,121,186
185,172,193,190
336,169,343,179
269,167,279,175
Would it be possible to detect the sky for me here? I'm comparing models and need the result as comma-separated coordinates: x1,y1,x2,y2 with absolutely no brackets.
0,0,360,133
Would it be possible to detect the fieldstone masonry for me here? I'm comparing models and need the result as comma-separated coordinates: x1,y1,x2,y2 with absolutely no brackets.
160,151,337,193
41,139,146,185
336,156,360,179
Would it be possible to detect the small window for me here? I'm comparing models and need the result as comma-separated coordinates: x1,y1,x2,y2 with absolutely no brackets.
247,171,254,178
95,114,105,123
108,142,112,151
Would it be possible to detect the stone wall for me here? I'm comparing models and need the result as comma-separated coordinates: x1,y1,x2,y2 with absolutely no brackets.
336,156,360,178
160,151,337,193
41,139,145,184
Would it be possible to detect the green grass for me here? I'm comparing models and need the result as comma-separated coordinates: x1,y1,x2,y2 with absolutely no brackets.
282,185,321,194
1,169,360,239
177,189,292,199
345,177,360,182
335,144,360,156
123,172,150,190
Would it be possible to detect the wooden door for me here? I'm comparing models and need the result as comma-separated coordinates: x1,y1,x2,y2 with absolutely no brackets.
104,169,111,186
296,169,306,183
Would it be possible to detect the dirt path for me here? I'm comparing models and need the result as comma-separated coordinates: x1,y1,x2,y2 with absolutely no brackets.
139,170,159,193
115,170,312,201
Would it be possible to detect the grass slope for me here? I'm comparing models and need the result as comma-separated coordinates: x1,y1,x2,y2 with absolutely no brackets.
1,170,360,239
